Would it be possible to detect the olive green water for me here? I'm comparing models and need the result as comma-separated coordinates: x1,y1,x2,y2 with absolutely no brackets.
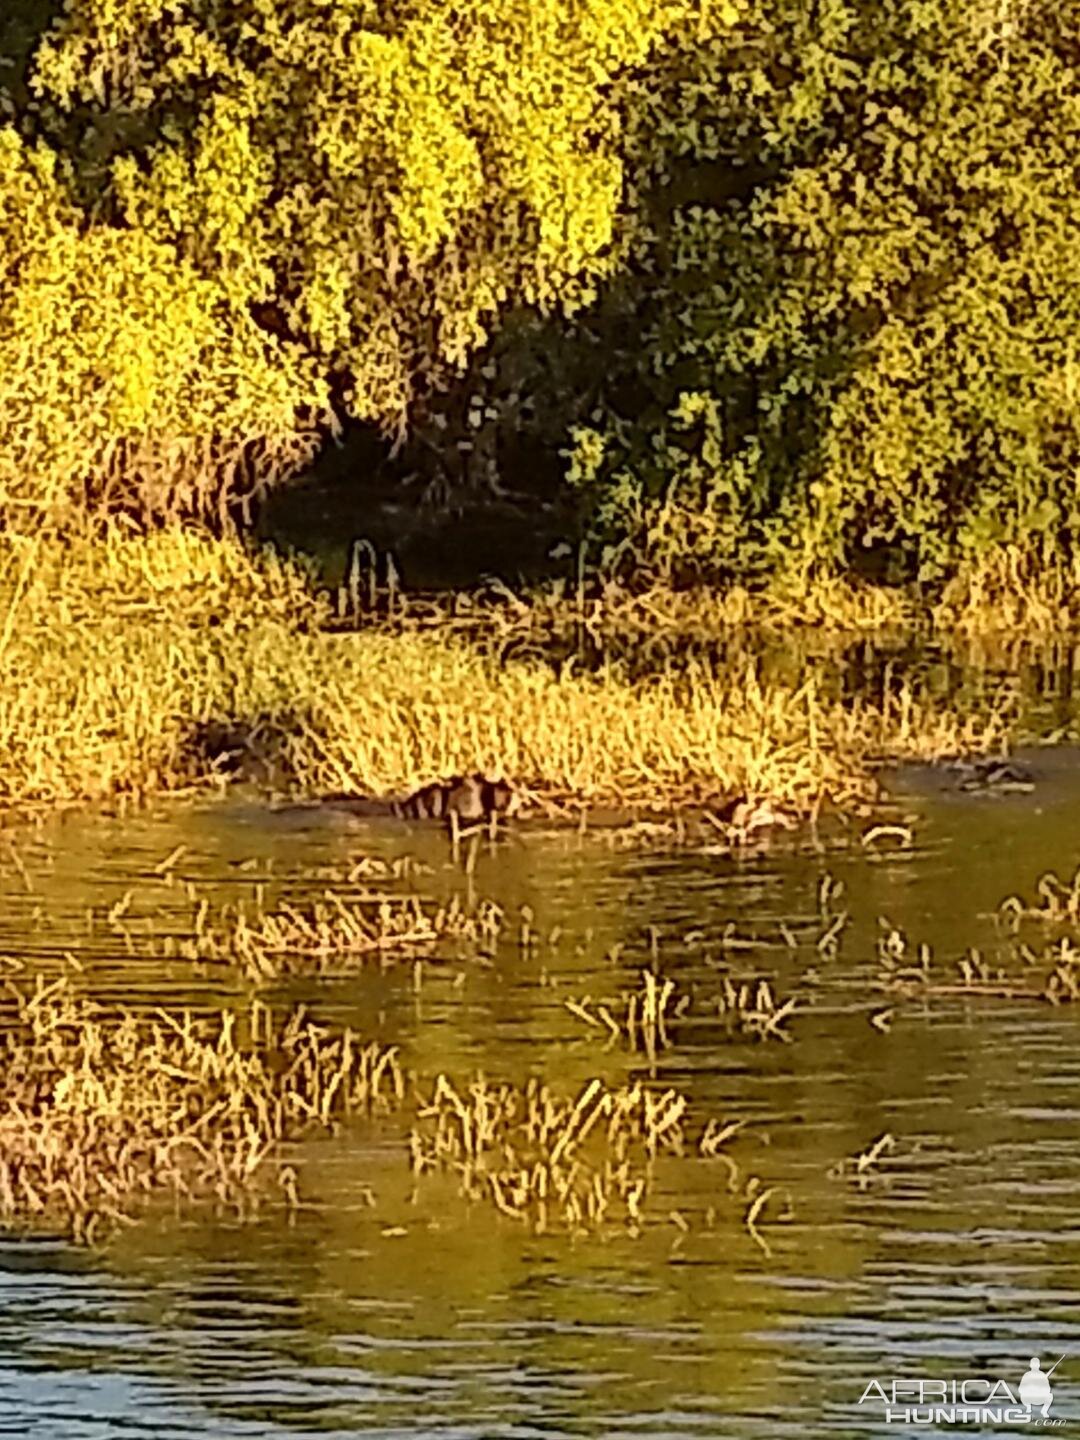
2,752,1080,1439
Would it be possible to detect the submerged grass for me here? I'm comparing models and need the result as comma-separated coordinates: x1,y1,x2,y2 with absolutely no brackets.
0,527,1030,818
874,919,1080,1006
410,1072,700,1237
999,866,1080,928
565,970,687,1060
193,891,505,981
0,975,404,1241
75,863,510,984
406,1066,793,1247
566,964,799,1054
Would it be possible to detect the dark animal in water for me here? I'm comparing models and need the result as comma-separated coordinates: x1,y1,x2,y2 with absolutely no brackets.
314,775,520,836
391,774,519,835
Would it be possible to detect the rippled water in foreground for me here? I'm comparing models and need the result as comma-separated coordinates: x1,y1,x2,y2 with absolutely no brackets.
2,752,1080,1438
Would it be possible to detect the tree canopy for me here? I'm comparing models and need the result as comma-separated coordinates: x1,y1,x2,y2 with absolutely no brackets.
4,0,1080,588
561,0,1080,583
0,0,732,525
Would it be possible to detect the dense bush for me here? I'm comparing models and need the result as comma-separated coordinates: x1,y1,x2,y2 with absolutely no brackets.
0,0,726,527
0,126,326,525
4,0,1080,588
561,0,1080,584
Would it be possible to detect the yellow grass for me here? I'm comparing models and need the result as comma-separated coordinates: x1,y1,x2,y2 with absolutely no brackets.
0,975,404,1239
934,546,1080,633
196,891,505,981
453,542,1080,645
409,1072,691,1234
0,526,1027,816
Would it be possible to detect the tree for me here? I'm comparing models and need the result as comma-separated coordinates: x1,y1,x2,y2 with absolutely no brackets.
562,0,1080,585
0,125,326,526
27,0,733,443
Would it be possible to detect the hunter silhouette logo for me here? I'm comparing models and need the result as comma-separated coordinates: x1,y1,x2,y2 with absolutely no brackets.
858,1351,1069,1426
1019,1354,1066,1419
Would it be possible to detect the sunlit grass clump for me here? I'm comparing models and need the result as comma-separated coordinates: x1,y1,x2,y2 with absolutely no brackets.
0,527,324,804
195,891,505,981
0,526,1021,815
566,966,797,1055
409,1070,794,1249
0,976,404,1240
874,919,1080,1007
1000,866,1080,929
478,539,1080,646
410,1072,691,1235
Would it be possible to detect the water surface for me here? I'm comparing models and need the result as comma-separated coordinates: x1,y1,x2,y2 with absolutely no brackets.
2,753,1080,1437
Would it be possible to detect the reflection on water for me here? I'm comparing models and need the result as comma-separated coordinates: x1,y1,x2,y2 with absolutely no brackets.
2,751,1080,1436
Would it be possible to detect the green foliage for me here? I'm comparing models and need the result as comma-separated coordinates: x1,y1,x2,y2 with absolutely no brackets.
562,0,1080,584
27,0,728,435
0,0,739,529
6,0,1080,589
0,124,328,525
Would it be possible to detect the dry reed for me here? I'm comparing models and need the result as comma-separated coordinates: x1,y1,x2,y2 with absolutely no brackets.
828,1133,897,1190
875,920,1080,1005
565,969,689,1060
409,1073,693,1235
0,527,1031,819
193,890,505,981
715,977,799,1041
566,963,798,1050
0,975,403,1240
1000,867,1080,929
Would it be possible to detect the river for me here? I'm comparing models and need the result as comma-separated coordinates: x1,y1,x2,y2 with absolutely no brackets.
0,750,1079,1437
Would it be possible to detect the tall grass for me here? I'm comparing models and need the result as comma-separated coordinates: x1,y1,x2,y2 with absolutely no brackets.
0,975,404,1239
0,527,1019,814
